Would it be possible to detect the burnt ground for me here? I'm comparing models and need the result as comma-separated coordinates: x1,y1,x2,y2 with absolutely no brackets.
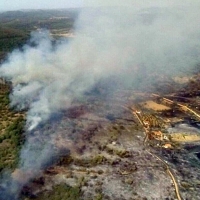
15,74,200,200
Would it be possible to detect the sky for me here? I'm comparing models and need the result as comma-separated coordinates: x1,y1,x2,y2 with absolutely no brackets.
0,0,83,11
1,0,200,11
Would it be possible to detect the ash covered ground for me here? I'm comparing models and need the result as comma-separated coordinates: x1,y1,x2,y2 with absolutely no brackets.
11,75,200,200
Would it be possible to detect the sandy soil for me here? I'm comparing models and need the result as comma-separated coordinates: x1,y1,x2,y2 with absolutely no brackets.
142,100,171,111
173,76,191,84
170,133,200,142
51,33,75,38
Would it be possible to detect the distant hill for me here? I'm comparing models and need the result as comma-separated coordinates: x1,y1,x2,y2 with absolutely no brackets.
0,9,80,61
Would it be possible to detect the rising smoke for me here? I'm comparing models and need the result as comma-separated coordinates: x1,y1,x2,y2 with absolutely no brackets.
1,1,200,199
1,2,200,130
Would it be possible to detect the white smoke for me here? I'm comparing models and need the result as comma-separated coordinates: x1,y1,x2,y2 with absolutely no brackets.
1,2,200,129
1,1,200,199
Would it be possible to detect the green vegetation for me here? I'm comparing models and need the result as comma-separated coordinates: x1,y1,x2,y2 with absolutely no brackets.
58,154,108,168
0,8,78,170
0,32,29,52
0,26,29,60
0,83,25,171
25,184,82,200
0,116,25,170
0,9,81,197
0,7,78,172
95,193,103,200
0,9,79,60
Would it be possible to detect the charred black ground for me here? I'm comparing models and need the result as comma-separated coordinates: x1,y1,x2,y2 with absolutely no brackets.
11,73,200,200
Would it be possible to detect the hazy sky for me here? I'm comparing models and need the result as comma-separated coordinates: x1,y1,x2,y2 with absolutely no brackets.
1,0,200,11
0,0,83,11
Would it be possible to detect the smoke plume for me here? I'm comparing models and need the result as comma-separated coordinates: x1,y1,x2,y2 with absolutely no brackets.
1,1,200,199
1,2,200,130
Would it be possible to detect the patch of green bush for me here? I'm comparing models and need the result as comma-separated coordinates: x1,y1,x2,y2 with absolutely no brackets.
25,184,82,200
0,116,25,171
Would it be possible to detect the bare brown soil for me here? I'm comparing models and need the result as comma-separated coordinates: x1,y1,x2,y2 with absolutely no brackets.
142,100,171,111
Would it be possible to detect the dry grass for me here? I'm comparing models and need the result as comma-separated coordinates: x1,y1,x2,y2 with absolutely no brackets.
142,100,171,111
170,133,200,142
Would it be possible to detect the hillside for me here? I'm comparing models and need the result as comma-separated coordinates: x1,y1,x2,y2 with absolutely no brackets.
0,8,200,200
